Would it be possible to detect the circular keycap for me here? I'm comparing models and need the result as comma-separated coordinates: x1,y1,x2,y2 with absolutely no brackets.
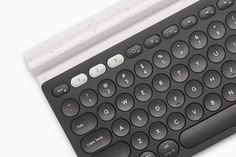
186,103,204,121
168,113,186,131
203,70,222,89
208,21,226,40
185,80,203,98
222,60,236,79
149,99,167,118
190,31,208,49
80,89,98,107
171,64,189,83
171,41,189,59
149,122,167,141
112,119,130,137
98,79,116,98
131,109,149,127
226,12,236,30
61,99,79,117
152,74,171,92
158,140,179,157
134,84,153,102
116,70,135,88
131,132,149,150
208,45,225,63
189,54,207,73
98,103,116,121
222,84,236,102
140,151,156,157
153,51,171,69
204,93,222,112
226,35,236,54
116,93,134,112
167,90,185,108
135,60,153,78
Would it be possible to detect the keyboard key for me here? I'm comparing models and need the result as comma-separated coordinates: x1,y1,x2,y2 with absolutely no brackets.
81,128,111,153
180,104,236,148
116,70,134,88
134,84,152,102
135,60,153,78
89,64,106,78
116,93,134,112
158,140,179,157
52,83,69,97
80,89,98,107
98,103,116,121
222,83,236,102
204,93,222,112
131,109,149,127
149,122,167,141
163,25,179,39
144,35,161,49
168,113,186,131
167,90,185,108
203,70,222,89
93,142,131,157
226,12,236,30
98,79,116,98
199,5,216,20
126,45,143,58
61,99,79,117
140,151,156,157
149,99,167,118
112,119,130,137
171,41,189,59
71,73,88,88
152,74,171,92
153,51,171,69
208,21,226,40
131,132,149,150
217,0,234,10
222,60,236,79
189,54,207,73
72,113,97,135
190,31,208,49
181,15,198,29
208,45,225,63
186,103,204,121
185,80,203,98
226,35,236,53
171,64,189,83
107,54,124,68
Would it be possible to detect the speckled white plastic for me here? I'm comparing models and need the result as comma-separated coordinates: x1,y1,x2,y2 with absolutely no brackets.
24,0,200,85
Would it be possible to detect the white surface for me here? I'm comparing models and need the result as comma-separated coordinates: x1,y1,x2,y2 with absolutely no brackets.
0,0,235,157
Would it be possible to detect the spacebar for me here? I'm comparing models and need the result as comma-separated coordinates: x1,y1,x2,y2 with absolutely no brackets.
180,104,236,148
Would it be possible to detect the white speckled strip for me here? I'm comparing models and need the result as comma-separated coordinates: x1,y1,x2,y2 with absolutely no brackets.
24,0,200,85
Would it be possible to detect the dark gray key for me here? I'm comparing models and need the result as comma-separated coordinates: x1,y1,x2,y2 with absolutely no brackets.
208,45,225,63
135,60,153,78
80,89,98,107
116,93,134,112
153,51,171,69
189,54,207,73
171,64,189,83
53,83,69,97
217,0,234,10
208,21,226,40
149,99,167,118
98,103,116,121
131,132,149,150
190,31,208,49
144,35,161,49
163,25,179,39
61,99,79,117
116,70,134,88
98,79,116,98
203,70,222,89
158,140,179,157
186,103,204,121
226,35,236,54
204,93,222,112
181,16,198,29
222,60,236,79
185,80,203,98
150,122,167,141
167,90,185,108
140,151,156,157
93,142,130,157
131,109,148,127
222,84,236,102
226,12,236,30
180,104,236,148
126,45,143,58
171,41,189,59
152,74,171,92
112,119,130,137
168,113,186,131
199,5,216,20
134,84,152,102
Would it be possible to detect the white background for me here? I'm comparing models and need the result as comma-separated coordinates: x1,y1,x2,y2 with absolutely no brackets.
0,0,235,156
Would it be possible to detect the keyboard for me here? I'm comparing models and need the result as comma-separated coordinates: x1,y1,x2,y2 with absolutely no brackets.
37,0,236,157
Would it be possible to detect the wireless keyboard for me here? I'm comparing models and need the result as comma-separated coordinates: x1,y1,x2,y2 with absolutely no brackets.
25,0,236,156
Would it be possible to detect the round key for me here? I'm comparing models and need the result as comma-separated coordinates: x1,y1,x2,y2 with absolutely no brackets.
98,79,116,98
168,113,186,131
189,54,207,73
61,99,79,117
185,80,203,98
222,60,236,79
131,132,149,150
153,51,171,69
203,70,222,89
158,140,179,157
222,84,236,102
112,119,130,137
204,93,222,112
171,64,189,83
208,21,226,40
135,60,153,78
171,41,189,59
208,45,225,63
80,89,98,107
167,90,185,108
71,113,97,135
131,109,148,127
226,12,236,30
98,103,116,121
116,93,134,112
152,74,171,92
116,70,134,88
149,99,167,118
186,103,204,121
140,151,156,157
226,35,236,54
134,84,152,102
190,31,208,49
149,122,167,141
